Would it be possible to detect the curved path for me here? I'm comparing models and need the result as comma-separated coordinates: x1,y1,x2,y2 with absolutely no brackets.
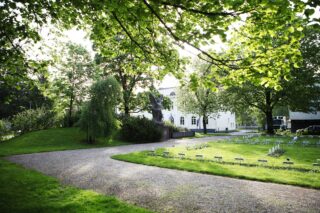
7,136,320,213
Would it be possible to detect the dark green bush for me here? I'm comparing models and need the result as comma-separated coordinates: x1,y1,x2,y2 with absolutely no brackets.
119,116,162,143
11,107,56,134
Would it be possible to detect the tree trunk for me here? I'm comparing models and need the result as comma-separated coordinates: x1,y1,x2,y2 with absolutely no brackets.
68,95,74,127
265,110,274,134
265,90,274,134
124,102,130,116
202,115,207,134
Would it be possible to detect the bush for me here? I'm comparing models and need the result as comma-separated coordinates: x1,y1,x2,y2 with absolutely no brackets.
275,129,294,136
11,107,56,134
0,119,12,141
119,116,162,143
164,121,189,138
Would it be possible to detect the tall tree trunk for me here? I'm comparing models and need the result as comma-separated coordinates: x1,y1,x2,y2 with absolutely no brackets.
202,115,207,134
68,95,74,127
124,96,130,116
265,90,274,134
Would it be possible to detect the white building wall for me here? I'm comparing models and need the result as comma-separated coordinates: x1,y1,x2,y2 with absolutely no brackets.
138,87,236,131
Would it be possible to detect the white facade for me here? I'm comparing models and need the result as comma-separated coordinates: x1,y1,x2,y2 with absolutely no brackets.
139,87,236,131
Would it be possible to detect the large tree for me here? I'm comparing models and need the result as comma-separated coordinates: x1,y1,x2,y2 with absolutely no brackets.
222,26,320,134
2,1,315,87
50,43,94,127
95,53,154,116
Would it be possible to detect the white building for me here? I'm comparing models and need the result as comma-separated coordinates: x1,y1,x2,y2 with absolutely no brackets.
140,87,236,132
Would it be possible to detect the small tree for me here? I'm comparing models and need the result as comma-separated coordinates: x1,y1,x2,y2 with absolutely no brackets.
177,86,220,134
79,77,121,143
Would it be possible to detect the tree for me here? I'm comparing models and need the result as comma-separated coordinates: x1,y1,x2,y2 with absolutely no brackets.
0,79,53,119
50,43,94,127
79,77,121,143
132,89,173,114
2,1,314,93
95,53,156,116
222,26,320,134
73,0,313,88
177,86,220,134
177,61,221,135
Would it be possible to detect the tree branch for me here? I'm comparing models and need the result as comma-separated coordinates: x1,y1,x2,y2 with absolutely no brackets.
143,0,229,66
112,12,151,55
156,1,239,18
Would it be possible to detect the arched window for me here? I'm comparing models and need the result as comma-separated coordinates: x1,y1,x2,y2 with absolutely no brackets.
191,116,196,125
170,92,176,96
180,116,185,125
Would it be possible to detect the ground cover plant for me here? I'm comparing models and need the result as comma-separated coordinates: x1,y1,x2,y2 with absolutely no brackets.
0,128,151,212
112,135,320,188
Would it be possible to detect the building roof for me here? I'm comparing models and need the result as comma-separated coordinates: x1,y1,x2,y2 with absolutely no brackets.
289,111,320,120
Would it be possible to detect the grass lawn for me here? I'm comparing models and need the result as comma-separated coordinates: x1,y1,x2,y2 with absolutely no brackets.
112,136,320,188
0,128,151,213
0,127,130,157
0,160,150,213
194,132,231,138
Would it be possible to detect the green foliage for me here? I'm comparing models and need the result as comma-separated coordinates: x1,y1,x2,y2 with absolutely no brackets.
164,121,187,133
177,61,221,133
133,89,173,114
119,116,162,143
0,160,151,212
79,77,121,143
0,119,11,141
49,43,95,127
221,25,320,134
0,79,53,119
11,107,56,134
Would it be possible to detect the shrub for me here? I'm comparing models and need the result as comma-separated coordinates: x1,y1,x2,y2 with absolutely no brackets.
11,107,56,134
275,129,294,136
164,121,189,138
119,116,162,143
0,119,12,141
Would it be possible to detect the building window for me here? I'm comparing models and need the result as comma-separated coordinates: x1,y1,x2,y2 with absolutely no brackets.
180,117,185,125
170,91,176,96
191,116,196,125
204,117,208,124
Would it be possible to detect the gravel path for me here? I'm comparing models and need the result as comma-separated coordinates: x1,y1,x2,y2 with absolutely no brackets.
7,136,320,213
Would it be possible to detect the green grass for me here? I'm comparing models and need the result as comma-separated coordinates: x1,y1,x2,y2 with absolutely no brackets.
0,128,151,212
0,128,130,157
0,160,150,213
112,136,320,188
194,132,231,138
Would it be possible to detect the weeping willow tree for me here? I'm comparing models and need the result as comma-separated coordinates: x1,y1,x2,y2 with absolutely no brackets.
80,77,121,143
